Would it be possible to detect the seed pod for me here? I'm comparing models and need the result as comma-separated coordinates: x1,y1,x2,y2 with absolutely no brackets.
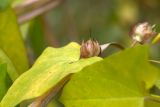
130,22,156,44
80,39,101,58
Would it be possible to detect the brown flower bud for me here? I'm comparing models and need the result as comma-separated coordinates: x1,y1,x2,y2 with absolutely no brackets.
130,22,156,44
80,39,101,58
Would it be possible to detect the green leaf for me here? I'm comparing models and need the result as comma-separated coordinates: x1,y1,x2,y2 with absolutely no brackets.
27,18,46,59
1,42,102,107
0,49,19,81
0,63,12,101
60,46,159,107
0,63,7,100
0,8,29,74
0,0,12,10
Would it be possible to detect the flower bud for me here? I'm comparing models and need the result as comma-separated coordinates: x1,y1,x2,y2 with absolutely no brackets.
130,22,156,44
80,39,101,58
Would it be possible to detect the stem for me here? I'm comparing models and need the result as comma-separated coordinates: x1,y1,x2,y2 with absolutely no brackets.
29,74,71,107
149,60,160,64
145,95,160,103
15,0,39,10
14,0,52,16
131,40,137,47
17,0,63,24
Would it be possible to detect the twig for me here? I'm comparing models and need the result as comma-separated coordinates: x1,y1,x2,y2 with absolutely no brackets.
131,40,137,47
149,60,160,64
16,0,39,8
18,0,62,24
14,0,52,15
29,74,71,107
145,95,160,103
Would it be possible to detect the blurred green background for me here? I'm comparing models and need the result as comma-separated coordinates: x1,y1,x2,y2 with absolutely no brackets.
15,0,160,63
0,0,160,106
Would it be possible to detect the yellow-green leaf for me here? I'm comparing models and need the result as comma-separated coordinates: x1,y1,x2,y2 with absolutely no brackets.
0,8,29,74
0,63,11,101
1,42,102,107
0,49,19,81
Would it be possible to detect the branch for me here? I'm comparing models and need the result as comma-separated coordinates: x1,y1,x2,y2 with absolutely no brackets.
15,0,63,24
145,95,160,103
131,40,138,47
149,60,160,64
14,0,53,15
29,74,71,107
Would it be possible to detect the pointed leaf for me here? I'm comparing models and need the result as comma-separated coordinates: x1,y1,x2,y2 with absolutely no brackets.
0,8,29,74
1,42,102,107
0,63,11,101
0,49,19,81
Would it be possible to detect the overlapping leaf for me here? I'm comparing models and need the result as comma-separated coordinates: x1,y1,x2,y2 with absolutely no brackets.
60,46,159,107
0,63,10,101
0,8,29,74
0,49,19,81
1,42,102,107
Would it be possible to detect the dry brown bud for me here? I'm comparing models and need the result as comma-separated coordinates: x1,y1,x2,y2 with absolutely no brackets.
80,39,101,58
130,22,156,44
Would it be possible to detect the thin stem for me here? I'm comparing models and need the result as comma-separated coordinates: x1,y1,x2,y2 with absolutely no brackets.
18,0,62,24
131,40,137,47
29,74,71,107
14,0,52,15
16,0,39,8
145,95,160,103
149,60,160,64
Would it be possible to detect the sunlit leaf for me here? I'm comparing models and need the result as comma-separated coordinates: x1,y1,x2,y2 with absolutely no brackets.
60,46,159,107
1,42,102,107
0,8,29,74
